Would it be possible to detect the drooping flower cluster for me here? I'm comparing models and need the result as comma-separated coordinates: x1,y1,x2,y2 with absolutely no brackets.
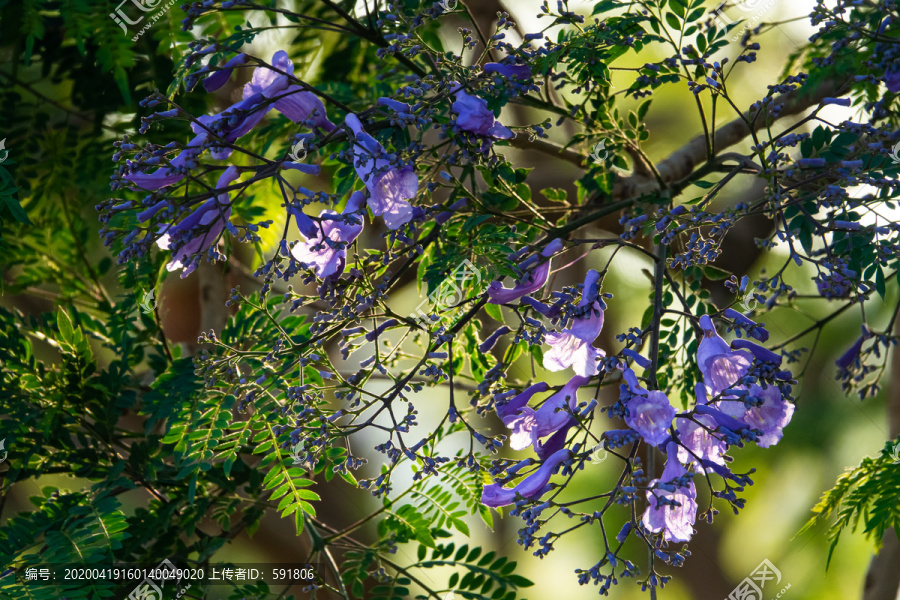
482,306,796,547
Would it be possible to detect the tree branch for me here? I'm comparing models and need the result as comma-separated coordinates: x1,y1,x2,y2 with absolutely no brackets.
606,76,848,203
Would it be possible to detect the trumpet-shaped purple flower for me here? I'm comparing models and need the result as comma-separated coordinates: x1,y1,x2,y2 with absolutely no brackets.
543,269,605,376
125,133,208,191
676,414,727,470
624,388,676,447
676,384,728,470
641,443,697,543
345,113,417,229
202,54,249,92
484,62,532,80
836,333,866,370
193,51,335,160
451,88,514,140
272,87,335,131
191,94,271,160
487,239,564,304
697,315,752,397
740,384,794,448
156,166,240,277
618,368,675,446
246,51,334,130
291,191,365,279
885,69,900,94
481,448,570,508
501,375,590,456
696,316,794,447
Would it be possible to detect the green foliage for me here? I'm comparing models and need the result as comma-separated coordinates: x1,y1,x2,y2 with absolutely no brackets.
801,438,900,566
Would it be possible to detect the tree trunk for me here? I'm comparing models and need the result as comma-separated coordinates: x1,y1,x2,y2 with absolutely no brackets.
862,317,900,600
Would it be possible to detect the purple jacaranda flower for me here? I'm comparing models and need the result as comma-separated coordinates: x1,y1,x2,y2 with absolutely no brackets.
696,319,794,446
697,315,752,397
202,54,249,92
676,384,728,470
435,198,467,225
731,339,782,365
641,443,697,543
815,270,852,298
487,239,564,304
156,166,240,277
344,113,418,230
479,326,511,353
618,368,675,446
502,375,589,455
543,269,606,377
496,382,549,422
243,49,294,97
740,384,794,448
194,51,335,160
191,94,271,160
272,87,335,131
676,414,727,470
836,334,865,370
624,387,676,447
885,69,900,93
125,133,208,191
246,51,334,130
283,162,321,175
484,62,532,80
451,88,514,140
481,448,571,508
290,191,365,279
